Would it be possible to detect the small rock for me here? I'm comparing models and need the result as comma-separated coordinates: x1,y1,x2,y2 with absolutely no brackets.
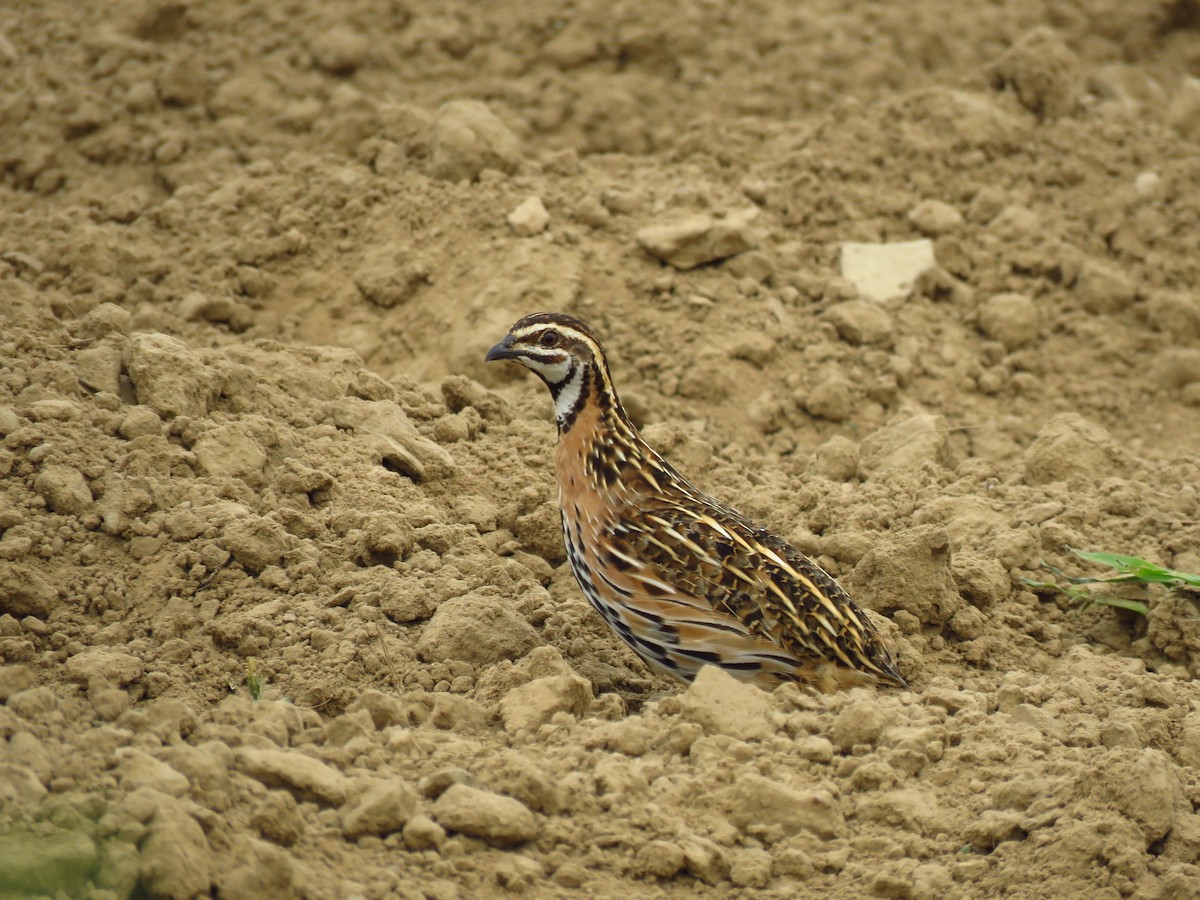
0,665,35,701
341,777,420,837
194,422,267,482
720,775,845,839
416,592,541,667
636,209,758,270
507,197,550,236
352,247,431,309
805,373,856,422
987,205,1042,240
987,27,1082,119
636,840,685,878
217,837,299,900
65,648,144,686
729,848,773,888
908,200,963,236
1167,76,1200,142
825,300,894,346
499,673,592,734
331,398,454,478
680,835,729,885
840,240,937,303
1023,413,1124,487
1075,260,1137,314
1152,348,1200,392
220,513,294,573
33,464,93,516
125,333,219,418
310,26,369,75
0,566,55,618
236,747,351,805
402,814,446,851
430,100,522,182
1093,748,1184,845
76,342,124,394
977,293,1040,349
859,415,953,476
136,789,214,899
845,525,962,625
118,406,162,439
7,687,56,719
431,784,538,847
115,748,189,796
678,666,772,741
0,407,21,435
810,435,859,482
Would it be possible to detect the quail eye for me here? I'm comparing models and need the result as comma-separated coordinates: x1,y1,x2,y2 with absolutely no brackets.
540,330,560,348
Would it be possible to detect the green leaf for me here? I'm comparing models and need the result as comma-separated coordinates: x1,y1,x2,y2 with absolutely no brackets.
1068,548,1200,588
1090,596,1151,616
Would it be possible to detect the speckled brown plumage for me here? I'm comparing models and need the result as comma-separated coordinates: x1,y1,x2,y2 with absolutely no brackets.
486,312,906,691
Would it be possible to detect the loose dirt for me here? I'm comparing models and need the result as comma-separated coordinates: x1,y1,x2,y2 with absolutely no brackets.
1,1,1199,898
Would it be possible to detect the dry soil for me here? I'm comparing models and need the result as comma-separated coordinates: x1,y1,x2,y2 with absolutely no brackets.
2,1,1200,898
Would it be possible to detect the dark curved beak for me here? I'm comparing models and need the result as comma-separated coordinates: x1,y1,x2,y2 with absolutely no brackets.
485,335,520,362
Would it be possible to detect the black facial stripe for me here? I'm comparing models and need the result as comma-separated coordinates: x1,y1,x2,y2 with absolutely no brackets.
548,361,577,398
522,350,567,368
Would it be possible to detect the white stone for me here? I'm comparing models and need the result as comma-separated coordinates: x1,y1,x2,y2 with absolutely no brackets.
507,197,550,237
840,240,936,303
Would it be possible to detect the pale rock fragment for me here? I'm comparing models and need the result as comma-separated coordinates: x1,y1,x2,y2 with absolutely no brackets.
431,784,538,847
507,197,550,236
217,837,301,900
678,665,772,741
193,421,268,481
977,293,1040,349
499,672,592,734
416,592,540,666
115,748,189,796
1022,413,1124,487
859,414,953,476
840,240,937,303
331,397,455,479
430,100,522,182
33,464,93,515
1166,76,1200,142
236,747,351,805
136,789,214,899
720,774,846,839
636,208,758,270
65,647,143,685
846,525,962,625
988,27,1082,119
908,200,963,236
825,300,894,346
341,777,420,837
1075,260,1137,314
0,566,55,618
125,332,219,418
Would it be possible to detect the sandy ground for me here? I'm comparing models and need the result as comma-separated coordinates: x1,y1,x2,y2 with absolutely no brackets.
2,0,1200,897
